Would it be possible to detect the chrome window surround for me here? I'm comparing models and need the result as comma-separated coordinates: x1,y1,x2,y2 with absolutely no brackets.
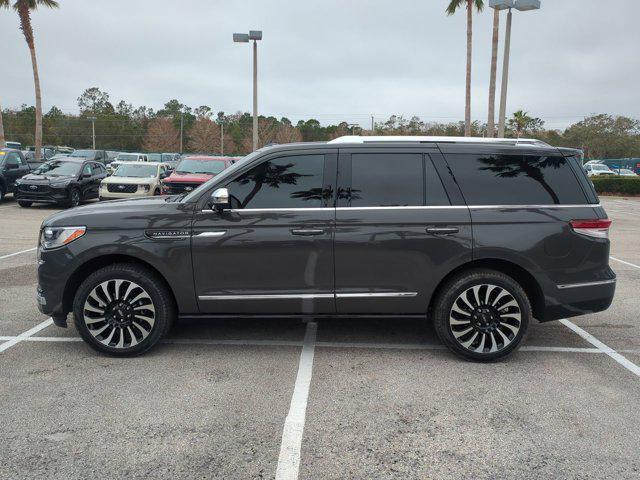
201,204,601,213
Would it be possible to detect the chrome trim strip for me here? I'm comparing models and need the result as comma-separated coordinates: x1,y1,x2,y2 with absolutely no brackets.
198,292,417,300
336,292,418,298
201,204,600,213
195,231,226,238
468,204,600,210
198,294,334,300
201,207,328,213
557,279,616,289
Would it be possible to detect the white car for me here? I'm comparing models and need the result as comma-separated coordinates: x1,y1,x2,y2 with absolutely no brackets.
107,152,148,175
100,162,170,200
584,163,615,177
616,168,638,177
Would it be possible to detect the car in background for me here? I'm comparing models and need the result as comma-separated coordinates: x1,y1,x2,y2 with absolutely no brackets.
106,151,120,163
69,149,109,165
616,168,638,177
3,141,22,150
0,148,31,202
14,158,107,208
146,153,163,163
107,152,148,175
584,163,615,177
161,155,232,195
99,162,170,200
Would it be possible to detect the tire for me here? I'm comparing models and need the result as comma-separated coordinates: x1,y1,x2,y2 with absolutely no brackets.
153,188,160,196
0,186,5,202
67,188,81,208
18,201,32,208
73,263,175,356
432,269,530,362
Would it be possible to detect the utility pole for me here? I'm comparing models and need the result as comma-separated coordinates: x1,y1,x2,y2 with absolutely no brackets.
371,115,374,133
220,123,224,155
497,8,512,138
88,116,97,149
179,112,184,153
233,30,262,151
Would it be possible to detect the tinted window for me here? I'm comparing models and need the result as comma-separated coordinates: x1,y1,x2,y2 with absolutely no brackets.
446,154,587,205
426,156,450,206
227,155,324,209
92,163,105,175
350,153,423,207
6,153,20,167
82,164,92,176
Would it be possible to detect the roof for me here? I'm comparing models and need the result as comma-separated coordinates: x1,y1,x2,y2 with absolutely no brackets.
328,135,551,147
180,155,231,161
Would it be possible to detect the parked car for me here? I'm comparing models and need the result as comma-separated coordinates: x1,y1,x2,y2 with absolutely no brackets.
99,162,171,200
0,148,31,202
3,141,22,150
36,136,615,359
146,153,163,163
161,155,232,194
584,163,615,177
616,169,638,177
69,149,109,165
15,158,107,207
107,152,148,175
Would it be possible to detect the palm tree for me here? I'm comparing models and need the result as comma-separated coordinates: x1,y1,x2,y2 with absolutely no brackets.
1,0,59,160
508,110,534,138
447,0,484,137
487,8,500,137
0,100,5,144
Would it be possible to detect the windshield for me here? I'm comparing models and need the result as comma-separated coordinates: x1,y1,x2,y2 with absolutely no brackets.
116,154,139,162
114,164,157,178
33,161,81,177
70,150,94,158
147,154,162,162
181,150,261,203
593,165,610,171
176,158,226,175
162,154,175,162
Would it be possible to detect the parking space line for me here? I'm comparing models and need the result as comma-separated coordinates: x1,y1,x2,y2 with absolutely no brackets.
0,318,53,353
0,247,37,260
275,321,317,480
560,319,640,379
610,256,640,270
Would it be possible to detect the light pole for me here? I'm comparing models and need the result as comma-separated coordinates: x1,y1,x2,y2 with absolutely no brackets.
491,0,541,138
233,30,262,151
88,116,97,149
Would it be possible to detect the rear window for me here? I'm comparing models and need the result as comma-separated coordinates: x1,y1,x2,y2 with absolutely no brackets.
446,154,587,205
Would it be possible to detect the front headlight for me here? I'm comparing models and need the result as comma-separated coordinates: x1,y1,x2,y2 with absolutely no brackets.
41,226,86,250
140,184,150,192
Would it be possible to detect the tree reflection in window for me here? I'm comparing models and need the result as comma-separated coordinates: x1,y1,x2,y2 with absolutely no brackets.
478,155,566,204
227,155,325,209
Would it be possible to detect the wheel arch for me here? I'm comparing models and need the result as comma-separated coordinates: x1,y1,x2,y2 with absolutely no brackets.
62,254,178,314
428,258,545,319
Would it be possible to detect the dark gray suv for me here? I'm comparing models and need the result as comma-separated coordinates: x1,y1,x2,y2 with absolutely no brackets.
36,137,616,361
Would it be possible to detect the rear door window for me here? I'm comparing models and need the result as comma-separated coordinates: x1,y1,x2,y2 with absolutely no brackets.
445,153,587,205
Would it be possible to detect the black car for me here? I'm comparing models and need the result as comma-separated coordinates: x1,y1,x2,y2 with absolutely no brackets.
36,137,616,360
16,158,107,208
0,148,31,201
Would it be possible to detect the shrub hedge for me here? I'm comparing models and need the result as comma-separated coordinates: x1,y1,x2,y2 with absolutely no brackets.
591,176,640,195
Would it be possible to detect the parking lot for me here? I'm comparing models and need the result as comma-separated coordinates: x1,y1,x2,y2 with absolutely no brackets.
1,197,639,479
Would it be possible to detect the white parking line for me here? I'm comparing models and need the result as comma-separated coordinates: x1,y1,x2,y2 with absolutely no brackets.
275,321,317,480
560,319,640,378
0,247,37,260
610,256,640,270
0,318,53,353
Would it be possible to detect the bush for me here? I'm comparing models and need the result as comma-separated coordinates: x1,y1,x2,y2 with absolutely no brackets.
591,176,640,195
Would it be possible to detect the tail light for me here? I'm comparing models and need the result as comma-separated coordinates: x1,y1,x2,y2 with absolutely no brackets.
570,219,612,239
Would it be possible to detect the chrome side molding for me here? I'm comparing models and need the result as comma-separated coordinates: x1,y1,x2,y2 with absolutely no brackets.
198,292,417,301
557,279,616,289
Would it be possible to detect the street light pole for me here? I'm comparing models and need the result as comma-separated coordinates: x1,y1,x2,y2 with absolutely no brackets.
234,30,262,151
88,116,97,149
179,112,184,153
497,8,512,138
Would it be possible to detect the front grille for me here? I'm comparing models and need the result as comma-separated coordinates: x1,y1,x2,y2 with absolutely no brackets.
107,183,137,193
164,182,201,194
20,184,49,193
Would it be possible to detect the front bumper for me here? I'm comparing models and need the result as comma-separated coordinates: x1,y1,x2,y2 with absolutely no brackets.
99,185,153,199
16,187,69,204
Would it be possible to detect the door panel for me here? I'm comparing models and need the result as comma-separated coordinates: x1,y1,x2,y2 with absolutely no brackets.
334,149,472,314
192,150,337,314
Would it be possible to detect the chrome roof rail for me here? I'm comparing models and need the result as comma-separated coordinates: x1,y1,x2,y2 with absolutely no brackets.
327,135,551,147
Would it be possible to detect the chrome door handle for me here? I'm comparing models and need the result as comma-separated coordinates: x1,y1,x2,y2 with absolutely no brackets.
196,231,226,238
426,227,459,235
291,228,325,236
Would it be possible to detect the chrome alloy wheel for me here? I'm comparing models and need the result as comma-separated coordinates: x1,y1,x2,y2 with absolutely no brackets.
449,284,522,354
83,279,156,349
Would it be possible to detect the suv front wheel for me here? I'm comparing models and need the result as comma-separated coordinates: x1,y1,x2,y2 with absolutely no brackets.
433,269,530,362
73,263,175,356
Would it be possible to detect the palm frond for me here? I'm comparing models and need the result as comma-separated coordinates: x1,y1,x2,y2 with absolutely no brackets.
446,0,464,15
11,0,59,10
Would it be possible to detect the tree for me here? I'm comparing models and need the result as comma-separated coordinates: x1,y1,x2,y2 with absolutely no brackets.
1,0,59,160
446,0,484,137
562,114,640,159
187,117,221,153
507,110,544,138
274,123,303,144
142,117,179,152
487,8,500,137
78,87,112,115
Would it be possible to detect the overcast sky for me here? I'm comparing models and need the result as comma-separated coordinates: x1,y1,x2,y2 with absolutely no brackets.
1,0,638,129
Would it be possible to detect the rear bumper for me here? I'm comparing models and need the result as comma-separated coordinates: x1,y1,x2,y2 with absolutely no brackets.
538,275,616,322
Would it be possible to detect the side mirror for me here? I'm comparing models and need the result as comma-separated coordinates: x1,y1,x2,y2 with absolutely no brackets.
210,187,230,211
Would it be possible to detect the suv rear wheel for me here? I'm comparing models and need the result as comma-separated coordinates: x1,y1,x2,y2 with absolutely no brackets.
433,269,530,362
73,263,175,356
